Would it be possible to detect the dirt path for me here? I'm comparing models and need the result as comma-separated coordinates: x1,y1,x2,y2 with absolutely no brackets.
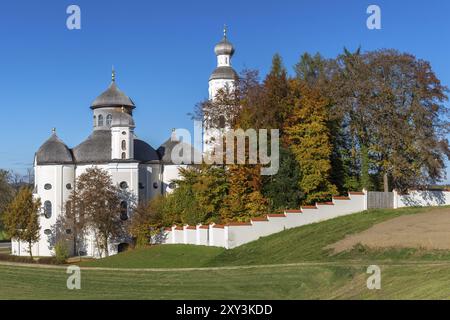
4,260,450,273
329,208,450,253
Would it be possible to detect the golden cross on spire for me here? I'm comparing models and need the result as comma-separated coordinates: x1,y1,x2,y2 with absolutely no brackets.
52,127,56,134
112,65,116,82
223,24,227,38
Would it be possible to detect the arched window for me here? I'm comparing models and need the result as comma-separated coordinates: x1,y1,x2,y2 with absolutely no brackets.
121,152,126,160
120,201,128,221
93,115,97,127
106,114,113,127
121,140,126,151
44,201,52,219
98,115,104,126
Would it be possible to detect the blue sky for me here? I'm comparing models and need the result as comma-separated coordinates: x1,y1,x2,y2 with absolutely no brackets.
1,0,450,181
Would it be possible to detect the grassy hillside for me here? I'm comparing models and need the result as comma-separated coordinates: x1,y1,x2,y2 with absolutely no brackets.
82,245,225,269
83,206,449,269
3,206,450,299
3,262,450,299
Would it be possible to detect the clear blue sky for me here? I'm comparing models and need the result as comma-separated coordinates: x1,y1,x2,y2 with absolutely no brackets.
1,0,450,181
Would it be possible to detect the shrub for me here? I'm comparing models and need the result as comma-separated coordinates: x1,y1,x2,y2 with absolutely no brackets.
54,241,69,264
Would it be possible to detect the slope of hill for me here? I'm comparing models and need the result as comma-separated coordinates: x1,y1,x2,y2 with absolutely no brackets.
82,206,450,269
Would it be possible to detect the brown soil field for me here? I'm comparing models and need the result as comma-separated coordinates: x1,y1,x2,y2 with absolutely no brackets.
328,208,450,253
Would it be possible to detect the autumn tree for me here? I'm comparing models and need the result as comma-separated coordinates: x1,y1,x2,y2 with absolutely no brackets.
2,187,41,258
366,50,449,191
0,170,14,234
220,164,268,222
64,168,124,258
285,79,337,203
128,196,165,247
331,48,450,192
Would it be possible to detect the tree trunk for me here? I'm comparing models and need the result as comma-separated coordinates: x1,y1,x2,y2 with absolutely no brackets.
104,238,109,257
361,145,371,190
383,172,389,193
28,241,33,260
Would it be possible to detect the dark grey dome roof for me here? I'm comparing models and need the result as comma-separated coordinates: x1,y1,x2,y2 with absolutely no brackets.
72,130,159,163
111,111,135,128
36,134,73,165
157,135,202,165
91,82,135,109
214,37,235,56
134,139,160,162
209,66,238,81
72,130,112,163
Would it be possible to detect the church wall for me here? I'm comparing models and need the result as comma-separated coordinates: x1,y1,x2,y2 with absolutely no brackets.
161,165,187,194
139,164,161,203
12,164,75,257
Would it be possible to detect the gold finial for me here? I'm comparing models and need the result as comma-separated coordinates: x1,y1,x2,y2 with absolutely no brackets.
52,127,56,134
112,66,116,82
223,24,227,38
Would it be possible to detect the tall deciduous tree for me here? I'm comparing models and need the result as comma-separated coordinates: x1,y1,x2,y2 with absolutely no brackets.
64,168,124,258
285,80,337,203
2,187,41,258
0,170,14,233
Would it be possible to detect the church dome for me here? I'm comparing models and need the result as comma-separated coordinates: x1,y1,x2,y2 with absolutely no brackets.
111,111,135,128
209,66,238,81
157,131,202,165
91,81,135,109
36,133,73,165
214,37,235,57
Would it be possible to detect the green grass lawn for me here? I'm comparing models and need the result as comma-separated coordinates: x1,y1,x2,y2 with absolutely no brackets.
2,262,450,299
2,206,450,299
82,206,450,270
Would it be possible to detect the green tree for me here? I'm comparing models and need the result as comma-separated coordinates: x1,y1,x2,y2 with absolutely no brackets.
2,187,41,258
262,147,304,211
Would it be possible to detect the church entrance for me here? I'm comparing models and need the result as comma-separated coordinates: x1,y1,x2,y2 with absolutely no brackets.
117,243,130,253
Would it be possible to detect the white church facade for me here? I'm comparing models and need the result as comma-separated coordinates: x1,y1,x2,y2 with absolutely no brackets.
11,29,238,257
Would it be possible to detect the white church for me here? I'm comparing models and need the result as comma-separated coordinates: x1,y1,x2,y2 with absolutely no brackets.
11,28,238,257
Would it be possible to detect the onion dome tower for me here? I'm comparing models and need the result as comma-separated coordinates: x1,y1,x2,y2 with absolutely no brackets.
208,25,238,100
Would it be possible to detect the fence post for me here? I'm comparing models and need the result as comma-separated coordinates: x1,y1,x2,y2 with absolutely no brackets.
363,188,368,211
393,189,398,209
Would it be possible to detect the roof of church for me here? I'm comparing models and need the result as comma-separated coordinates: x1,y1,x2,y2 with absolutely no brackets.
157,133,202,165
35,133,74,165
71,130,159,164
91,81,136,109
209,66,238,81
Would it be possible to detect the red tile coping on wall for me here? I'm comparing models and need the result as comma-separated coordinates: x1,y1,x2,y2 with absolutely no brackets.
186,226,196,230
348,191,365,195
199,225,209,229
212,224,225,229
333,196,350,200
251,217,270,221
316,202,334,206
285,210,302,214
164,227,172,232
227,222,252,226
301,206,317,209
267,214,286,218
175,226,183,231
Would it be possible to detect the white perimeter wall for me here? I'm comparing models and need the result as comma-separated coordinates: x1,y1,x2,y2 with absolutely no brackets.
162,192,367,250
